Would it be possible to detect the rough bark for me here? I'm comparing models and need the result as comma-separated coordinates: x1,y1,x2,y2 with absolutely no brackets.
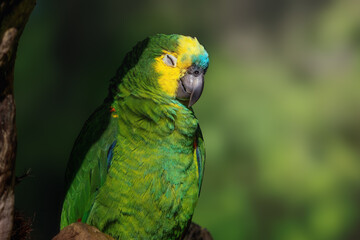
53,222,213,240
52,223,115,240
182,222,213,240
0,1,36,239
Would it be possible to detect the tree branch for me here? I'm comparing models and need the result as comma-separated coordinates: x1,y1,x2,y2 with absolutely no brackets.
53,222,213,240
0,0,36,239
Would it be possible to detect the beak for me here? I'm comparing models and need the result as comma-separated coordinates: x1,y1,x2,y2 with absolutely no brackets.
176,66,205,107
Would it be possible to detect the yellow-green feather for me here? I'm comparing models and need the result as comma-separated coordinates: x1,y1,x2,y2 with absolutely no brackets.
60,34,207,239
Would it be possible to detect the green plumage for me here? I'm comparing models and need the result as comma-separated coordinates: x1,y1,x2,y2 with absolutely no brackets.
60,34,208,239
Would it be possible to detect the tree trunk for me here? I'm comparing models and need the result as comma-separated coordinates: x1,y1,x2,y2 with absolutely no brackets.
0,1,36,239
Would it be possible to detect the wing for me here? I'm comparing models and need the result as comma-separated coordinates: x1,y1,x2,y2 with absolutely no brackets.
195,126,206,195
181,128,206,239
60,103,118,229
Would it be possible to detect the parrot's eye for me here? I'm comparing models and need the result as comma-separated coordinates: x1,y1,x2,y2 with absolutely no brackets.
163,54,177,67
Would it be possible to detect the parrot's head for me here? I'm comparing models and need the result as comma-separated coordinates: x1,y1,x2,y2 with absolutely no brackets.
113,34,209,107
152,34,209,107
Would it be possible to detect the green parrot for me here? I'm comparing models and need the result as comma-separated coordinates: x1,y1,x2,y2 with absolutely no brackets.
60,34,209,239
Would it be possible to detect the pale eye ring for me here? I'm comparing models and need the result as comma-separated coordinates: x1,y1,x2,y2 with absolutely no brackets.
163,54,177,67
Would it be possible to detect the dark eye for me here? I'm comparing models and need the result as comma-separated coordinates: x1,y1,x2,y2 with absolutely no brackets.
194,70,200,76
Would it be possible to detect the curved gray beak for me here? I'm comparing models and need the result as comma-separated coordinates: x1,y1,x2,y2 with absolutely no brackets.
176,66,205,107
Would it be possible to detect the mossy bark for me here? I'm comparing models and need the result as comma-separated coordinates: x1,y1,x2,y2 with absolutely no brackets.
0,1,36,239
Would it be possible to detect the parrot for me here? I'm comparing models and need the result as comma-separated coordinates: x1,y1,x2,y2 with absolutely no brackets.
60,34,209,239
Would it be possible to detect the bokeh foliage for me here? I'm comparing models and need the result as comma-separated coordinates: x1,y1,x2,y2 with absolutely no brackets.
14,0,360,239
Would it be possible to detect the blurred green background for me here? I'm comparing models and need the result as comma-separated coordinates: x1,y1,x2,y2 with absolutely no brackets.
13,0,360,239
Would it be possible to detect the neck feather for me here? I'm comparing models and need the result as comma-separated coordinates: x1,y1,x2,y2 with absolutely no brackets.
110,82,198,144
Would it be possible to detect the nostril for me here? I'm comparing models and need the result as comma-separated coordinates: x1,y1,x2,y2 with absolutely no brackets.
188,66,203,76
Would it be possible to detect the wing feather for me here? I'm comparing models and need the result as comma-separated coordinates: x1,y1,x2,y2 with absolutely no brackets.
195,126,206,195
60,103,118,228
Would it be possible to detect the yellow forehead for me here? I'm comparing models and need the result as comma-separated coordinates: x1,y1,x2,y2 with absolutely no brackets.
176,36,205,68
154,36,206,97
